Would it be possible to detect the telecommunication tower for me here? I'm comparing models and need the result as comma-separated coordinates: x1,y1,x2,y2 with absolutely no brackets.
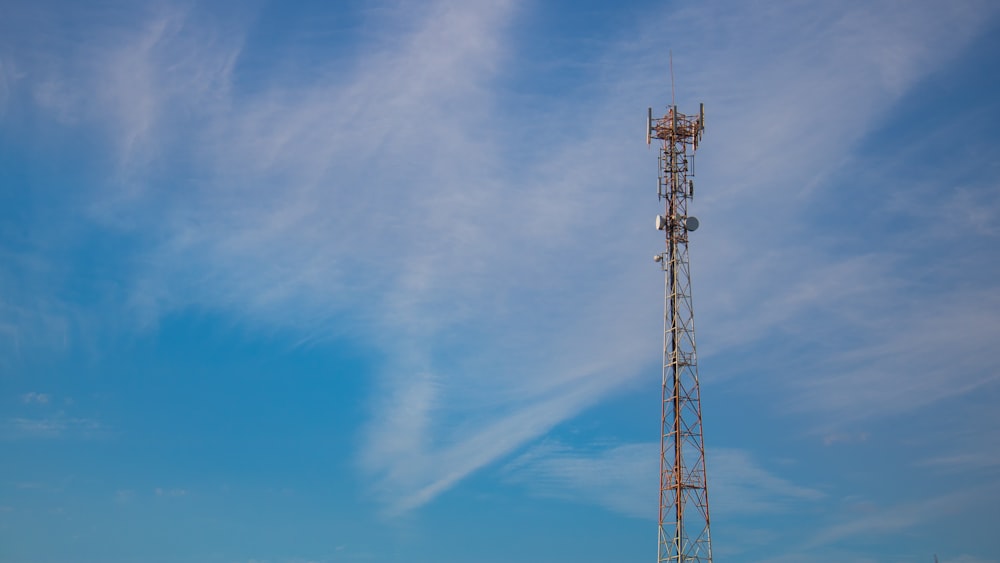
646,101,712,563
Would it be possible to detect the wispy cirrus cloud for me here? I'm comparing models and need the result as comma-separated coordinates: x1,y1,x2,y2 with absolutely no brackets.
0,253,76,369
725,481,1000,562
709,448,826,515
803,484,999,549
2,0,999,518
503,441,657,519
503,442,824,519
941,557,1000,563
2,413,105,440
154,487,188,497
913,390,1000,475
357,0,999,513
4,389,101,440
19,391,49,404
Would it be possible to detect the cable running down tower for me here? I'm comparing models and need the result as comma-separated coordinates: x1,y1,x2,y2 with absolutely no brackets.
647,101,712,563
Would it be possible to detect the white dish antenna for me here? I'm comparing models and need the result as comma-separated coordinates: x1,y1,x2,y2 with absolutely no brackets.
657,215,699,231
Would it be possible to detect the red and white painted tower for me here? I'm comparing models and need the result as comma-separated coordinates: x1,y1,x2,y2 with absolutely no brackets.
647,102,712,563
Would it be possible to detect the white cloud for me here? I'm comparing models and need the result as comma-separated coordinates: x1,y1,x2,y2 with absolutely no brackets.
914,396,1000,474
503,441,657,518
920,450,1000,473
804,487,990,548
20,392,50,404
941,557,999,563
365,362,636,514
2,0,999,516
791,288,1000,422
821,432,869,446
2,414,105,439
0,57,13,117
504,442,823,519
709,448,826,516
0,265,75,370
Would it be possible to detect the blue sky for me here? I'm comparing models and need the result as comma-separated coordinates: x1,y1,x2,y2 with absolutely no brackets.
2,1,999,562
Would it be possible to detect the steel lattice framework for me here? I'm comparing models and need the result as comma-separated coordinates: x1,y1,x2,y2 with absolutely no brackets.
648,103,712,563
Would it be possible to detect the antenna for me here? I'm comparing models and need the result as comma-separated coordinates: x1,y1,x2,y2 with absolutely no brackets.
647,107,653,146
669,50,676,108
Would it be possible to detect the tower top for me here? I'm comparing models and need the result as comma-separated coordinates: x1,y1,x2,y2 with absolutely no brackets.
647,104,706,148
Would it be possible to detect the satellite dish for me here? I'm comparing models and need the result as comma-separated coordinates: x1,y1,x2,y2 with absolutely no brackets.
646,108,652,145
655,215,667,231
685,216,700,232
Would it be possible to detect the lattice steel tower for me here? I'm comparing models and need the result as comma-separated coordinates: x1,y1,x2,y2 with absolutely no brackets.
646,102,712,563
